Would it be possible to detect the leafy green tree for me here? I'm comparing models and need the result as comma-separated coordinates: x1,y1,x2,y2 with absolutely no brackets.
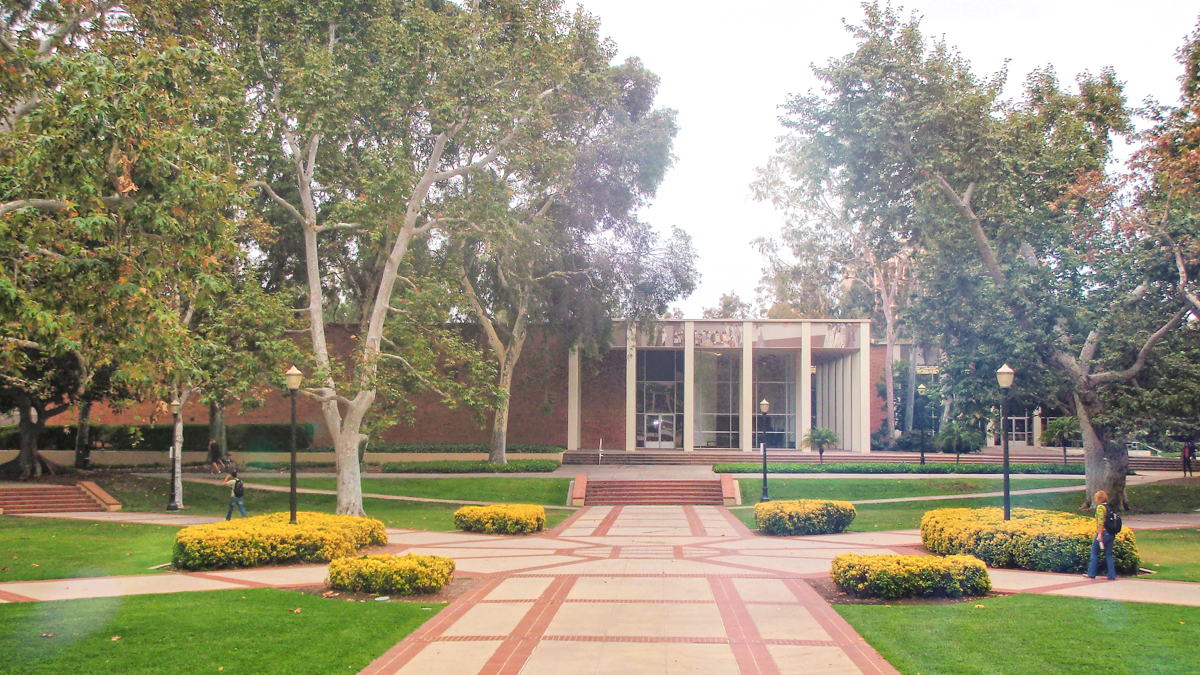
701,292,753,319
803,427,838,463
229,0,621,515
935,421,985,464
1041,416,1080,465
771,2,1180,508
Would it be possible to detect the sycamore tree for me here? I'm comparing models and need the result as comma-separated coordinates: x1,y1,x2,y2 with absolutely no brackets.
776,2,1184,507
0,3,252,478
227,0,620,515
454,57,693,464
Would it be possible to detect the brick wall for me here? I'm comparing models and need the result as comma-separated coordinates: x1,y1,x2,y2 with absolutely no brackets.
580,349,625,450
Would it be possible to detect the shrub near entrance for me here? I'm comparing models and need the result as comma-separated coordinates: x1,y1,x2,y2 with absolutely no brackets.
920,507,1139,574
832,553,991,599
454,504,546,534
755,499,856,535
173,512,387,570
327,554,455,595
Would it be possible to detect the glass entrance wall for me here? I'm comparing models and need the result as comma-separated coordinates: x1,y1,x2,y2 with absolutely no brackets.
754,350,797,448
693,350,740,448
636,350,683,448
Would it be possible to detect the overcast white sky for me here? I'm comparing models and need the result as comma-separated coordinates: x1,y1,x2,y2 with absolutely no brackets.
574,0,1199,315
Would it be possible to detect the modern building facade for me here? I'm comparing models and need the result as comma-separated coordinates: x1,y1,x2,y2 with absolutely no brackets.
567,319,874,453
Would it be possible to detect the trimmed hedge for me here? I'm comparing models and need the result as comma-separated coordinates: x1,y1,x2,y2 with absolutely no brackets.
454,504,546,534
327,554,455,595
380,459,560,473
832,553,991,599
920,507,1139,575
0,423,315,452
754,499,856,535
714,462,1087,475
311,443,564,454
172,511,386,570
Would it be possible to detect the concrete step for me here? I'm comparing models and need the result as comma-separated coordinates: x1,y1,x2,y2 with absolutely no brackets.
0,484,107,514
585,480,724,505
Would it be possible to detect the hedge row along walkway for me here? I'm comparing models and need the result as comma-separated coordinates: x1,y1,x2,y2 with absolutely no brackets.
4,506,1200,673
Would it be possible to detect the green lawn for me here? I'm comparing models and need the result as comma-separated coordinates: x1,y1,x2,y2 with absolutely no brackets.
101,474,572,531
1136,528,1200,582
0,588,441,674
837,594,1200,674
736,477,1083,505
250,476,572,506
0,518,178,582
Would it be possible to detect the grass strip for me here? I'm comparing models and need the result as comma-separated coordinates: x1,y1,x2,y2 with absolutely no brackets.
249,476,572,506
101,475,571,531
0,588,442,674
715,461,1086,474
0,518,177,581
736,477,1084,504
378,459,560,473
836,594,1200,674
1136,528,1200,582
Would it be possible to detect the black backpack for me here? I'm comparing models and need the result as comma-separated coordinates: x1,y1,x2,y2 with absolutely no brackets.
233,478,245,498
1103,505,1122,535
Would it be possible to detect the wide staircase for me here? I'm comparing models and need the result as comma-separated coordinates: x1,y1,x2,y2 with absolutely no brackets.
584,480,724,505
0,483,111,515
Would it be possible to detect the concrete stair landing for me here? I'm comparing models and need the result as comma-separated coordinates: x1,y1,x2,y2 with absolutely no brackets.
584,479,724,505
0,483,112,514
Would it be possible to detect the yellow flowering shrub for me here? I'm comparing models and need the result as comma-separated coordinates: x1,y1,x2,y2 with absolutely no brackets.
754,499,856,535
832,553,991,599
453,503,545,534
920,507,1139,574
173,511,387,570
327,554,455,595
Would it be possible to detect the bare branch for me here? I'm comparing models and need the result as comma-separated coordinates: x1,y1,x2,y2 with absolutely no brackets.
315,222,363,233
1090,306,1188,385
379,352,451,398
430,87,558,183
247,181,306,226
1,336,43,349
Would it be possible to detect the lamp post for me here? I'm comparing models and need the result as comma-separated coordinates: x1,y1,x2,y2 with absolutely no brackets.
917,383,928,466
996,364,1015,520
759,398,770,503
167,398,181,511
285,365,303,525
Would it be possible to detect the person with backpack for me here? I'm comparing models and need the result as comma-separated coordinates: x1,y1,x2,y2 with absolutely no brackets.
1086,489,1119,580
223,469,248,520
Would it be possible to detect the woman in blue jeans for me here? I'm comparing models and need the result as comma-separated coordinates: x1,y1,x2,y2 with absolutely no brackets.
1087,490,1116,580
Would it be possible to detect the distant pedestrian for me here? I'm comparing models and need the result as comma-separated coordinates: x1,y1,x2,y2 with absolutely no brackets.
208,439,224,474
1184,441,1195,478
223,469,247,520
1086,490,1117,580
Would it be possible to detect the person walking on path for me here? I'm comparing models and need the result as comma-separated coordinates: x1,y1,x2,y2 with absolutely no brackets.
1184,441,1195,478
208,439,225,474
1087,490,1117,580
223,469,247,520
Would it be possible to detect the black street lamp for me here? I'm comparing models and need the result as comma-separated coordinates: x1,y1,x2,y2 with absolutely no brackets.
917,383,928,466
167,398,181,511
759,398,770,503
285,365,303,525
996,364,1015,520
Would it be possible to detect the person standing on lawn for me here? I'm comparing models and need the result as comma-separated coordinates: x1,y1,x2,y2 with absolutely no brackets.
1184,441,1195,478
1086,490,1117,580
223,469,247,520
208,439,225,474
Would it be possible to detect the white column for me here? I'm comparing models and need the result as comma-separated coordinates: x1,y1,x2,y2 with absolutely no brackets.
567,346,580,451
740,321,754,451
836,357,847,450
1032,409,1043,450
799,322,812,452
684,321,695,452
857,321,871,453
625,323,637,451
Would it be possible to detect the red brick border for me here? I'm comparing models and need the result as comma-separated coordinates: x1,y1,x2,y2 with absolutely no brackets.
783,578,898,675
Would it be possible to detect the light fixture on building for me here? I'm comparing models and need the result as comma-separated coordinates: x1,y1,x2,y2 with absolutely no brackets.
759,399,770,414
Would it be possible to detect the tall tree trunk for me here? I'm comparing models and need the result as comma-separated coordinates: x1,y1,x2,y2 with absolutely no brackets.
73,400,92,469
1074,391,1128,511
171,387,191,509
490,364,517,465
902,351,917,433
209,402,228,456
882,310,897,446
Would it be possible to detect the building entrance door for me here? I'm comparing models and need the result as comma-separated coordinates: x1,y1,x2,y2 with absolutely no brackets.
642,414,677,448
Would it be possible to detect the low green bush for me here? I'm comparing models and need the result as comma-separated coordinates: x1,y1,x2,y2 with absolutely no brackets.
0,423,315,452
714,462,1087,475
310,443,564,454
921,507,1139,574
832,553,991,599
379,459,560,473
754,499,856,535
326,554,455,595
454,504,546,534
